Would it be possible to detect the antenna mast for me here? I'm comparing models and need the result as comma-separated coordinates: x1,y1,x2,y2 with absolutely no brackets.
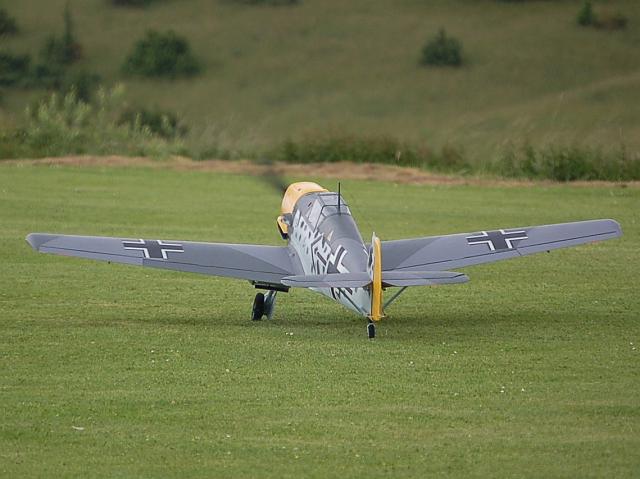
337,182,341,214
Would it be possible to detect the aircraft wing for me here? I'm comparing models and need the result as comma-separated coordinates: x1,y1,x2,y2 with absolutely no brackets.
381,219,622,272
26,233,295,285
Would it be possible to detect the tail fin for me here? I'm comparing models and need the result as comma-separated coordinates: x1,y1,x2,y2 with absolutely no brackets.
368,233,384,321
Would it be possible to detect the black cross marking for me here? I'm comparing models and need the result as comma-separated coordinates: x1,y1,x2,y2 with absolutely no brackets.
122,239,184,259
466,229,528,251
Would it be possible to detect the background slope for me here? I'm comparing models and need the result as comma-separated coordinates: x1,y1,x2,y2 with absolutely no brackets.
1,0,639,159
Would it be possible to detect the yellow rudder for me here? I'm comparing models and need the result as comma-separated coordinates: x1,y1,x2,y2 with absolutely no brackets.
370,234,384,322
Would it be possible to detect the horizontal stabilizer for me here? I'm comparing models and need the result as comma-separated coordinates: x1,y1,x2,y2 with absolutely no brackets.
282,273,371,288
382,270,469,287
281,270,469,288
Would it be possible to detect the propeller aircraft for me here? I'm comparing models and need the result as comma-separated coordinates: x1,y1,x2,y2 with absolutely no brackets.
27,181,622,338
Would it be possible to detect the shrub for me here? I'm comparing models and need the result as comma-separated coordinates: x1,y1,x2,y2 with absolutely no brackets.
0,52,31,86
60,70,101,102
577,1,596,26
118,107,188,138
495,144,640,181
0,51,68,89
0,8,18,35
111,0,159,5
0,86,187,159
0,5,86,90
271,135,471,173
123,30,201,78
596,10,628,30
29,61,65,88
577,2,628,30
274,135,422,166
421,29,463,67
229,0,299,4
40,4,82,66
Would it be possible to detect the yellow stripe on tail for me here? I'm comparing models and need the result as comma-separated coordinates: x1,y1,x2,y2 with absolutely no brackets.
370,234,384,322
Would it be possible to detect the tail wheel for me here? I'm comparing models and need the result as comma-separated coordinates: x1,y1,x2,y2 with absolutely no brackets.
367,321,376,339
252,293,265,321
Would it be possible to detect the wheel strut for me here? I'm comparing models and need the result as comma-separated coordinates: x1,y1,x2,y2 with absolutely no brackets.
264,290,277,320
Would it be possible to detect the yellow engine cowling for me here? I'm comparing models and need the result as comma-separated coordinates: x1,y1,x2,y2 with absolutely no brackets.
277,182,327,237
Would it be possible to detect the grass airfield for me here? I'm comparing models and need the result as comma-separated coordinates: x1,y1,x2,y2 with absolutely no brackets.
1,163,639,477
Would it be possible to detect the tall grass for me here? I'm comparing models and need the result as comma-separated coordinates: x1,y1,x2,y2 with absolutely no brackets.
0,85,186,159
495,144,640,181
270,136,640,181
271,135,471,172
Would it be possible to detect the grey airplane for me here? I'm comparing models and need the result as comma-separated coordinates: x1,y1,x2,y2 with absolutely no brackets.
27,181,622,338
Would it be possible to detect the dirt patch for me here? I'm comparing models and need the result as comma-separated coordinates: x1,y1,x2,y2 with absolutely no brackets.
3,155,637,188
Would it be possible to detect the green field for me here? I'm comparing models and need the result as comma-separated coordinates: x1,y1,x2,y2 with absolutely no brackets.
1,163,639,477
2,0,640,160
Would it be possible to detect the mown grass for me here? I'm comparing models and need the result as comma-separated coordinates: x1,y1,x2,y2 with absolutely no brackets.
1,0,639,161
0,164,639,477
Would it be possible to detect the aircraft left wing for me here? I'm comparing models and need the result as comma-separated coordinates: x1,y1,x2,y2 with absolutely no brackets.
381,219,621,272
26,233,296,285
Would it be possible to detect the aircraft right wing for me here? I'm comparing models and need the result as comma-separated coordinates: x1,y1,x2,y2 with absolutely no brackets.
381,219,621,272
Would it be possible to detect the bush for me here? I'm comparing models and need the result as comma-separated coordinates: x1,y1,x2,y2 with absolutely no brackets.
577,1,596,26
28,61,65,88
495,144,640,181
274,135,422,166
118,107,188,138
577,2,628,30
421,29,463,67
596,10,628,30
0,52,30,86
0,51,68,89
229,0,299,4
0,8,18,35
271,135,471,173
0,86,187,159
111,0,160,5
123,30,201,78
0,5,85,90
40,4,82,66
60,70,101,102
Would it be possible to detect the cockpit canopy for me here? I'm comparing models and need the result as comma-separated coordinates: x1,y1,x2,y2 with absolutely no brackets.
305,193,351,226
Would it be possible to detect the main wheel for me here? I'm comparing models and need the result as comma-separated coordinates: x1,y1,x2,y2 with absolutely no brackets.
252,293,265,321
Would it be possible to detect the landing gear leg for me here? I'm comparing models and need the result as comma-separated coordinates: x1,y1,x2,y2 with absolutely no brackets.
264,290,277,320
367,320,376,339
252,293,265,321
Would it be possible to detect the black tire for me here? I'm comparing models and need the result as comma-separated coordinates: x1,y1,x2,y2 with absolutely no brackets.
252,293,265,321
367,322,376,339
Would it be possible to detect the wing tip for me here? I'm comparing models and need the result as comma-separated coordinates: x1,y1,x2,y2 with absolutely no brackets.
606,219,623,237
26,233,56,251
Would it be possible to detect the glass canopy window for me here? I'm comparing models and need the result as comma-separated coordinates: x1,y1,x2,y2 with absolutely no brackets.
306,193,351,227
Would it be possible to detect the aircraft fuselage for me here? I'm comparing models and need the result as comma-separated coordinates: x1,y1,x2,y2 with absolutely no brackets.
283,189,374,318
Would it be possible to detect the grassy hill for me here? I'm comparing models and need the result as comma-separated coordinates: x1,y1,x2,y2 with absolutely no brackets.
1,0,639,161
